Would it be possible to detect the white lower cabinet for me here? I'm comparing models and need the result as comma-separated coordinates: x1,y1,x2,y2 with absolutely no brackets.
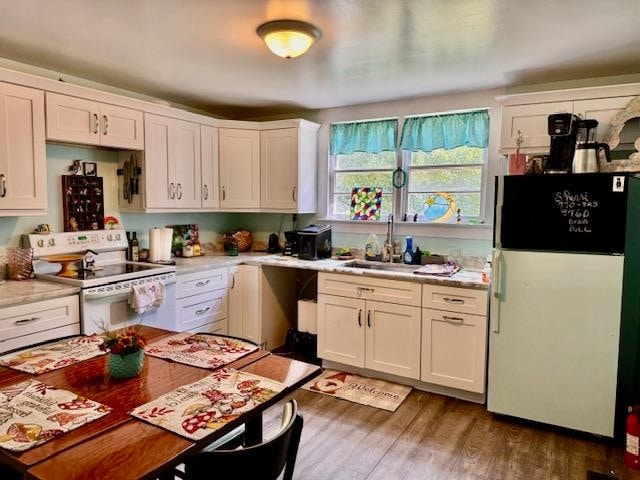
421,284,489,394
0,295,80,354
175,268,229,333
228,265,260,344
317,273,421,380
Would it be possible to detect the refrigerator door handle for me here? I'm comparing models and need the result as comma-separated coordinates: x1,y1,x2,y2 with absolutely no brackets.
491,249,502,333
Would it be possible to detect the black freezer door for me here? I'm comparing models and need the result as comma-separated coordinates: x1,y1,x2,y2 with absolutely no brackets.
497,173,628,254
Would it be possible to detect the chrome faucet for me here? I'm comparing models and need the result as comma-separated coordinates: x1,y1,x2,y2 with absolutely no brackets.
384,214,394,263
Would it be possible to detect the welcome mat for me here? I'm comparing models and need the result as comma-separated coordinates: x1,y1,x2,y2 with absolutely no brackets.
302,370,412,412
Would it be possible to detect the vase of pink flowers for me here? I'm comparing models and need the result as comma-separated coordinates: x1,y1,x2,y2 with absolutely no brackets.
101,327,146,379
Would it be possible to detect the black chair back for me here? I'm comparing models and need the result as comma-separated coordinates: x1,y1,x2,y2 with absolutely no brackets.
181,399,303,480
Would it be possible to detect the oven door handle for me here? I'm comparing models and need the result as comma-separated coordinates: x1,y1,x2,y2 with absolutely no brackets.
82,291,130,301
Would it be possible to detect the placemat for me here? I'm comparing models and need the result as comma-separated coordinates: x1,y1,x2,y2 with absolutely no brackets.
144,333,258,370
302,370,412,412
130,368,284,441
0,379,112,452
0,335,105,374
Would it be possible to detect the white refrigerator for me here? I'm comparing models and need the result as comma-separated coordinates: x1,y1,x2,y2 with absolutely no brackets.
487,173,628,437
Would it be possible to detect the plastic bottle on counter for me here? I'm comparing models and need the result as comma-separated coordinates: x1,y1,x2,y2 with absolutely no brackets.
403,236,413,264
482,259,492,283
131,232,140,262
365,234,381,260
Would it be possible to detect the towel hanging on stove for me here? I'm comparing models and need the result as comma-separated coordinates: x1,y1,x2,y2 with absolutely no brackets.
129,281,165,314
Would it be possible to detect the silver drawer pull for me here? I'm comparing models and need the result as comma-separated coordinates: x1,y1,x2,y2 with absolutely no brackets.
195,307,211,316
442,315,464,324
15,317,39,325
357,287,375,296
195,280,211,287
443,297,464,304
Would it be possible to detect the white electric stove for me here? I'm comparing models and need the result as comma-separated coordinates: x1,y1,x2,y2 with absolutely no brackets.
23,230,176,334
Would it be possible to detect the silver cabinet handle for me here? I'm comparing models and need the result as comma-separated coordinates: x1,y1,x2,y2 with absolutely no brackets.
357,287,375,296
15,317,39,325
292,186,297,202
103,115,108,135
177,183,182,200
195,307,211,316
0,174,5,198
491,249,503,333
443,297,464,304
169,183,175,199
367,310,372,328
203,184,208,200
195,279,210,287
93,113,99,133
222,186,226,201
443,315,464,324
357,309,362,327
230,273,235,289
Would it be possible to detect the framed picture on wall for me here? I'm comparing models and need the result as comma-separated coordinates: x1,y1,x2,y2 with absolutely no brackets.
83,162,97,176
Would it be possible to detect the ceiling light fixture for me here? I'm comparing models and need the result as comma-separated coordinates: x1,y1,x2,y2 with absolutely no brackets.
256,19,321,59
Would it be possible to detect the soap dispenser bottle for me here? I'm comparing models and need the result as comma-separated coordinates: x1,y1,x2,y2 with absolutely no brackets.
403,236,414,264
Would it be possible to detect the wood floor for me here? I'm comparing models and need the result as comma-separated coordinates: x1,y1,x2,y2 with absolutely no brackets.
263,388,640,480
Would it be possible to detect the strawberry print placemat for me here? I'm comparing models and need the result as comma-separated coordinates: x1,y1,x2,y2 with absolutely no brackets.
0,380,111,452
130,368,284,441
0,335,105,374
144,333,258,370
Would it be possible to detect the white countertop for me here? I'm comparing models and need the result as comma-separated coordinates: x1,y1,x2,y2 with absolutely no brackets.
0,279,80,308
174,253,489,290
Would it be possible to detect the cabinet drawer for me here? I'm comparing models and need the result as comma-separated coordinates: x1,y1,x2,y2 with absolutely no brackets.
176,268,229,299
0,295,80,354
175,290,228,331
187,318,228,335
318,273,421,307
422,284,487,315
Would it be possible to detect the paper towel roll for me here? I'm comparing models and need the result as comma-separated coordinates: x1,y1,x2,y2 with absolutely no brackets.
149,228,173,262
298,299,317,335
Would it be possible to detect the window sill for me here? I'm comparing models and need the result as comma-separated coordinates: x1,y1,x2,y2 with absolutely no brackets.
315,218,493,240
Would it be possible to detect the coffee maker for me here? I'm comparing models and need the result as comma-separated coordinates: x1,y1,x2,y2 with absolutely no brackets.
572,119,612,173
282,230,298,256
547,113,580,173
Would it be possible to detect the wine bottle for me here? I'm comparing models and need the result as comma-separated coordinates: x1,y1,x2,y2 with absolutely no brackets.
131,232,140,262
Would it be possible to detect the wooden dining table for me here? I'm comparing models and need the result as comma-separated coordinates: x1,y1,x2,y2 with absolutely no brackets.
0,326,322,480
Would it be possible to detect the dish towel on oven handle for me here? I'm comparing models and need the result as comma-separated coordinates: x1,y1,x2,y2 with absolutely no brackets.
129,280,165,314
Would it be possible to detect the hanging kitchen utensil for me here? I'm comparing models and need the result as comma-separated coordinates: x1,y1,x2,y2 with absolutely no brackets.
392,167,407,189
127,156,134,203
133,153,140,195
122,158,130,202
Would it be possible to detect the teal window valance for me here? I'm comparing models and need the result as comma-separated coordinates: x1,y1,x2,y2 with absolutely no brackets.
399,110,489,153
330,119,398,155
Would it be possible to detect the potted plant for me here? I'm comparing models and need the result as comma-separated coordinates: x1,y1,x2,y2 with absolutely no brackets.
100,327,146,379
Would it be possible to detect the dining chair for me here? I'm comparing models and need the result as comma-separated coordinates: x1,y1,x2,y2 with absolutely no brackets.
174,399,304,480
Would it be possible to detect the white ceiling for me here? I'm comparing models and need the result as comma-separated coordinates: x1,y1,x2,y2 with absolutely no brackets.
0,0,639,118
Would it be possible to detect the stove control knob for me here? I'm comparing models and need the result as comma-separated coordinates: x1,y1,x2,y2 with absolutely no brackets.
48,238,55,247
37,239,44,247
107,234,113,241
115,233,121,241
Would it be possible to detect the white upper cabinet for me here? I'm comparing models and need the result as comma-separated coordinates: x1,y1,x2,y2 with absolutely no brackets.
0,83,46,214
219,128,260,209
200,125,220,210
498,84,640,154
260,121,319,212
143,113,201,210
45,92,143,150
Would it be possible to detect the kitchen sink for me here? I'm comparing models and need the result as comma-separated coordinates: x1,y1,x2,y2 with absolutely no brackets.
342,260,419,273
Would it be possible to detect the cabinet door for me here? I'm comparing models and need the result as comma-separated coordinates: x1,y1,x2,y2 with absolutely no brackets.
144,113,174,208
228,265,261,344
219,128,260,209
99,103,144,150
317,294,365,368
365,300,421,379
45,92,99,145
0,83,47,212
260,128,298,210
574,96,637,143
201,125,220,209
501,102,573,152
421,307,487,393
173,119,201,208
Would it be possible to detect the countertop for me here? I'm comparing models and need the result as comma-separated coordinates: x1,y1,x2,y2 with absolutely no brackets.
0,279,80,308
173,253,489,290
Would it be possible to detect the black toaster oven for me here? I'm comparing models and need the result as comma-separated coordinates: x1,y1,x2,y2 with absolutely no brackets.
298,225,332,260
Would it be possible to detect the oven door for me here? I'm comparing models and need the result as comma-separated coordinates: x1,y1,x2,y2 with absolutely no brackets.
80,274,176,335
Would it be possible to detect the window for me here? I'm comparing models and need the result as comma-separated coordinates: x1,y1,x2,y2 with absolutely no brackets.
328,110,489,224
